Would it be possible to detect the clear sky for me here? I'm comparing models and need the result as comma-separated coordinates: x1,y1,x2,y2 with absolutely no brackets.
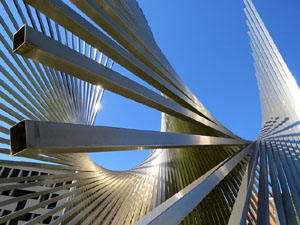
92,0,300,170
0,1,299,171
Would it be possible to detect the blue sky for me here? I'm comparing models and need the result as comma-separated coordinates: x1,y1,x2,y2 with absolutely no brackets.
92,0,300,170
0,1,299,171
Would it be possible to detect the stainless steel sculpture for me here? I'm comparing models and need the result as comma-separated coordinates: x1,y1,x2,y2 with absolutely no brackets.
0,0,299,224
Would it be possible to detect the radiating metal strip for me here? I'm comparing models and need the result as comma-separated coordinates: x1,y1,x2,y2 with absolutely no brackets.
265,140,287,225
24,0,216,122
133,145,251,225
13,25,234,137
256,141,269,224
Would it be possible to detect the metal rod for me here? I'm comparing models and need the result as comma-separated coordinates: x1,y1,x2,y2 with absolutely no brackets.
10,120,248,156
133,144,252,225
13,25,234,138
24,0,216,122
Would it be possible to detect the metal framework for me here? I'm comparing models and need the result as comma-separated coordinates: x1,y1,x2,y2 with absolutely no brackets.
0,0,299,224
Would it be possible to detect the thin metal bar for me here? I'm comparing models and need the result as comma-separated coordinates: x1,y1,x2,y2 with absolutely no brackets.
265,140,287,225
256,141,269,225
24,0,217,122
13,25,234,137
134,145,252,225
228,142,259,225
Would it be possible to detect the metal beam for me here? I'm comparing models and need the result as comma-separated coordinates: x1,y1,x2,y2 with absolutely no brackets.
133,144,252,225
228,142,259,225
10,120,248,156
13,25,234,137
24,0,212,122
256,141,269,225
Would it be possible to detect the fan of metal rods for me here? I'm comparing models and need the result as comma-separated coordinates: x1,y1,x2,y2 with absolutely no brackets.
0,0,299,224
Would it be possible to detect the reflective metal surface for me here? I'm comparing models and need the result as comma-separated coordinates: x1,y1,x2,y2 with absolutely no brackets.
0,0,298,224
10,120,248,156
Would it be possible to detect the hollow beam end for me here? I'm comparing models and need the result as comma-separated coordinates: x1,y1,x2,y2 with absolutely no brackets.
13,25,33,55
10,120,27,156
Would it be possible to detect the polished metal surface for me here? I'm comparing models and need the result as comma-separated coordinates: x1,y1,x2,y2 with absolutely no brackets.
0,0,298,224
13,24,232,137
10,120,248,156
133,144,253,225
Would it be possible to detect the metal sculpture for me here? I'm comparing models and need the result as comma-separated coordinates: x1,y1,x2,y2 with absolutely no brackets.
0,0,298,224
